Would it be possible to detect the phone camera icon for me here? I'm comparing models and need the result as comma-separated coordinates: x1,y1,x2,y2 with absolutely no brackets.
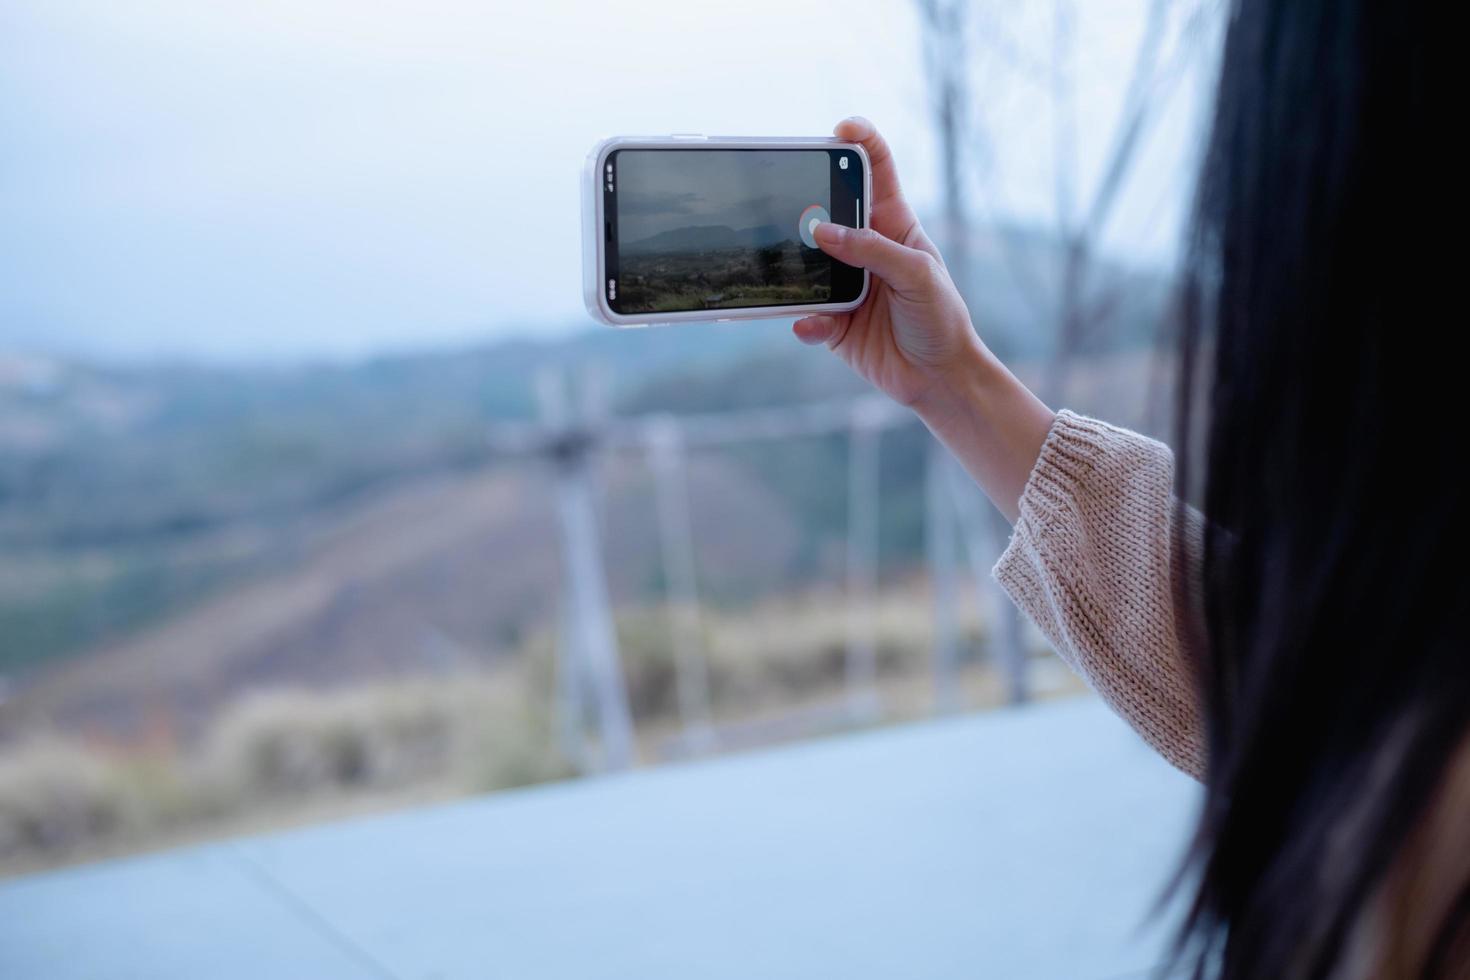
798,204,831,248
839,156,849,170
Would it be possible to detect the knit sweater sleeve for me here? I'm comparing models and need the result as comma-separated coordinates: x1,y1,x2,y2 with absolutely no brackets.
992,410,1206,778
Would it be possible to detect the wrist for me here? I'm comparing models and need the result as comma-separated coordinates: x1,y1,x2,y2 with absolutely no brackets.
910,334,1003,430
906,332,1056,524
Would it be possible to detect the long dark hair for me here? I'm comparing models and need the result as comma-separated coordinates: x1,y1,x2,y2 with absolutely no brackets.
1173,0,1465,976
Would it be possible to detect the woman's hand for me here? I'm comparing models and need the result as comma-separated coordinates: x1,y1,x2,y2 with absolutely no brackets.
796,117,1055,523
792,117,984,412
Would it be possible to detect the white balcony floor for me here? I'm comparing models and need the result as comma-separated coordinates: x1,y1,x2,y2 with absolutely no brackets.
0,695,1200,979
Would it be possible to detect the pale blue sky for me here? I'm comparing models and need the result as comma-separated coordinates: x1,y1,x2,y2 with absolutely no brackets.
0,0,1213,364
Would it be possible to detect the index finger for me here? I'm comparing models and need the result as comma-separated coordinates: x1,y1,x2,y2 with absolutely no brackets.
833,117,918,239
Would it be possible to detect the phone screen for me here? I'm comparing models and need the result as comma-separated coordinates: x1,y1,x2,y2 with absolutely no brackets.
603,148,864,315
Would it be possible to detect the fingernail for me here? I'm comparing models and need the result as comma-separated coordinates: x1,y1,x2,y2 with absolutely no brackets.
813,221,845,244
794,321,828,344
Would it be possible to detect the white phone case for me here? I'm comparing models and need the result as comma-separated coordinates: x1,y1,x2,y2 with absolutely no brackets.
582,135,872,327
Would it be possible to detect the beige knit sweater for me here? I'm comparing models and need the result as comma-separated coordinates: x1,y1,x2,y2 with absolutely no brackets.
993,409,1206,777
991,410,1470,976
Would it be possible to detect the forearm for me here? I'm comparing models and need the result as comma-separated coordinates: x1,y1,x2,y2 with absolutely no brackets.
911,337,1055,524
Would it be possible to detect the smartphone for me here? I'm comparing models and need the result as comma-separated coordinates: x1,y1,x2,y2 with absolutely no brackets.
582,136,871,326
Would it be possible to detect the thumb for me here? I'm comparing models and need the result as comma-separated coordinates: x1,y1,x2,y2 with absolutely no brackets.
813,222,938,294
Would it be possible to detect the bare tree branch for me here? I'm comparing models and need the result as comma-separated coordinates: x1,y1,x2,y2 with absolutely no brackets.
916,0,1217,393
1083,0,1214,242
1051,0,1078,238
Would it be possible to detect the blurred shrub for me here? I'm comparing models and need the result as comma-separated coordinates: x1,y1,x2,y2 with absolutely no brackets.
0,581,1015,874
0,738,146,860
616,585,987,721
201,678,567,803
204,685,450,798
0,671,567,871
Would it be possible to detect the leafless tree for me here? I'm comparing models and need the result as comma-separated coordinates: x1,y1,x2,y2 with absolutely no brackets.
917,0,1217,402
913,0,1216,707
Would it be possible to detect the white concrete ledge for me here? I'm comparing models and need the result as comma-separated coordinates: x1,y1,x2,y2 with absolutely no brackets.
0,695,1199,979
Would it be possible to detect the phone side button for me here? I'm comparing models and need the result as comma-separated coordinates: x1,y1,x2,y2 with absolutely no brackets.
669,132,706,140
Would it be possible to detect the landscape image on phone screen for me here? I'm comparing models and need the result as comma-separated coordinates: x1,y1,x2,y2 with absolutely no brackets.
613,150,831,313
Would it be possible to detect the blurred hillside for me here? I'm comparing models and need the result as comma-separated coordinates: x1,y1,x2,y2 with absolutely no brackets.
0,221,1178,872
0,222,1171,746
0,323,788,675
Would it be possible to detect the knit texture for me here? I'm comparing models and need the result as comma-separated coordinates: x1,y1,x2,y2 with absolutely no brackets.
993,410,1206,778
